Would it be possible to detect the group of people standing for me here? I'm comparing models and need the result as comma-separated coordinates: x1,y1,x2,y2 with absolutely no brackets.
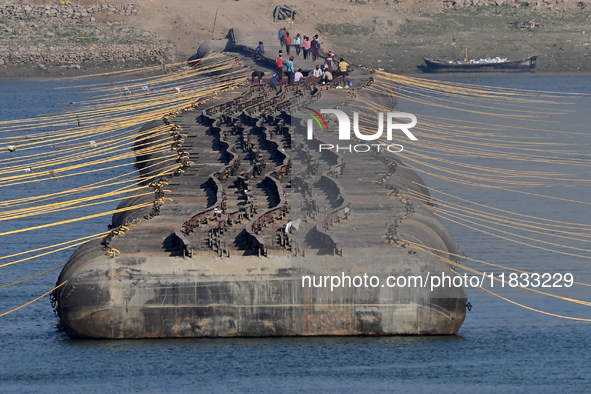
274,50,304,85
277,27,350,85
278,27,321,61
251,28,351,87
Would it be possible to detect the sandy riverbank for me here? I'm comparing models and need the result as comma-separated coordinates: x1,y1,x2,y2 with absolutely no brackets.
1,1,589,75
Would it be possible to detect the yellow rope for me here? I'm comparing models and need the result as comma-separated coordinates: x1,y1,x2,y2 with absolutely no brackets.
0,281,67,317
0,264,66,289
479,286,591,322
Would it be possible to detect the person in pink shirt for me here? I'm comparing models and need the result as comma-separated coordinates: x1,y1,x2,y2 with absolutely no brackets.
285,32,292,56
302,36,311,60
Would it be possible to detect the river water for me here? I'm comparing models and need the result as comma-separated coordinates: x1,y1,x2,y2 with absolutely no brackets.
0,74,590,393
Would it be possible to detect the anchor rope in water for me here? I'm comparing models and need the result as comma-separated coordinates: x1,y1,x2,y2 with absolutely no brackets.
398,240,591,314
0,201,154,238
0,159,178,211
410,183,591,230
0,130,172,181
0,231,110,263
0,264,66,289
0,281,67,317
408,190,591,239
477,287,591,323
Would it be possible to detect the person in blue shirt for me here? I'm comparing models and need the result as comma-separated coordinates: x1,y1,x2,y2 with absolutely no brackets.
270,74,279,88
286,56,295,84
256,41,264,54
278,28,286,47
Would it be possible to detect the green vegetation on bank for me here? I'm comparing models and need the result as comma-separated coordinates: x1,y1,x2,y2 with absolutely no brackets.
397,6,591,37
315,23,375,36
0,20,165,47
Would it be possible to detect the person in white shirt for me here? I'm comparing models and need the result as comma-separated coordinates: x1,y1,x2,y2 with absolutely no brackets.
294,68,304,82
312,64,324,78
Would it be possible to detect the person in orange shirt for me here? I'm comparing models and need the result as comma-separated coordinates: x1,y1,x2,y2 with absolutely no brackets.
325,51,334,72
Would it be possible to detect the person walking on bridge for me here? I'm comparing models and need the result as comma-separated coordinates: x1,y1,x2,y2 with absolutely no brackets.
278,27,286,47
311,35,320,62
286,56,295,84
285,32,292,56
293,33,302,56
276,52,284,81
303,36,311,60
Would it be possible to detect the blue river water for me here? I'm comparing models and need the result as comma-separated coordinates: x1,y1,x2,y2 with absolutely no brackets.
0,73,590,393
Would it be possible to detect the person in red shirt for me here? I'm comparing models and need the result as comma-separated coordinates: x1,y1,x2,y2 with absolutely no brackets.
276,52,284,81
285,32,292,56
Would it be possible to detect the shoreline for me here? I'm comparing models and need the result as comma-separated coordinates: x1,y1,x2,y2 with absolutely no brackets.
293,6,591,74
0,61,168,80
1,4,588,78
2,58,591,80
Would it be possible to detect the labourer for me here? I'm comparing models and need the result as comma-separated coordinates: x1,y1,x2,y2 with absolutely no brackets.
278,27,286,46
251,70,265,84
276,52,284,81
255,41,265,55
285,32,292,56
294,68,304,83
302,36,311,60
320,67,333,84
270,74,279,88
311,35,320,61
293,33,302,56
286,56,295,84
335,58,350,82
325,51,334,71
312,64,324,78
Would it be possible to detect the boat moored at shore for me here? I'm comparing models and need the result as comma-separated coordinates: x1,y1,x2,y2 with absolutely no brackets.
421,56,537,73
